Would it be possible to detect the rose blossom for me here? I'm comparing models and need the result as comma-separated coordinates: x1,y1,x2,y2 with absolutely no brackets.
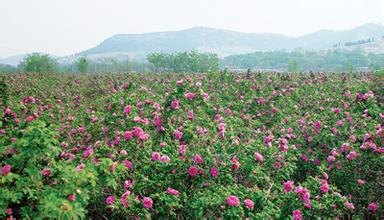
226,196,240,206
1,164,11,176
166,188,180,195
142,197,153,209
188,166,198,177
244,199,254,209
368,202,378,212
106,195,115,205
283,180,294,193
292,210,302,220
210,167,219,177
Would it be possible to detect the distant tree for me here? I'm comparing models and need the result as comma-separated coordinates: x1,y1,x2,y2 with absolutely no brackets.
369,63,380,71
124,58,133,72
288,60,300,72
110,58,121,73
147,52,170,72
21,53,57,73
223,48,384,72
344,61,355,72
147,50,219,73
77,57,89,73
0,64,18,73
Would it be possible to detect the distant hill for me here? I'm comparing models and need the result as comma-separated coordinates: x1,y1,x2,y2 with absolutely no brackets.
79,23,384,59
1,23,384,66
342,37,384,54
78,27,295,60
0,54,26,66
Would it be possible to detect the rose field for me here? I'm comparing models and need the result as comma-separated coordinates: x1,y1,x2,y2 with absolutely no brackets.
0,71,383,219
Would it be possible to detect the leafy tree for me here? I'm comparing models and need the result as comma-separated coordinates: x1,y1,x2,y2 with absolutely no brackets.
147,50,219,73
147,52,170,72
288,60,300,72
21,53,57,73
77,57,89,73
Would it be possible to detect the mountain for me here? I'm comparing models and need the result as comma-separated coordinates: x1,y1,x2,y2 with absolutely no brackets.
79,23,384,59
298,23,384,49
0,54,26,66
79,27,295,59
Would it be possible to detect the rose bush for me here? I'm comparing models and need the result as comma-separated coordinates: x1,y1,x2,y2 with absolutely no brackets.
0,71,382,219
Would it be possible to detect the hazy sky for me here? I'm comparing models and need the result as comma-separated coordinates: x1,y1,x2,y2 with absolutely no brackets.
1,0,383,57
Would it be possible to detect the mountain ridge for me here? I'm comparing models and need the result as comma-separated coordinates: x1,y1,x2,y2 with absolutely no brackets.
78,23,384,58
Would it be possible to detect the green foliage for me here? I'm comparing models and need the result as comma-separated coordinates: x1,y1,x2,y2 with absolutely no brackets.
0,76,8,108
147,50,219,73
288,60,300,72
223,49,384,71
0,71,383,219
0,121,92,219
0,64,18,73
76,57,89,73
20,53,57,73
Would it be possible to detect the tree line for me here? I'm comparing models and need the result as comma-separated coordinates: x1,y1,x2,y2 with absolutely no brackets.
147,50,219,73
1,49,384,74
0,53,152,74
0,51,220,74
223,49,384,72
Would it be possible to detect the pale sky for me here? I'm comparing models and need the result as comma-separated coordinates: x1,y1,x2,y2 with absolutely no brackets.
1,0,383,57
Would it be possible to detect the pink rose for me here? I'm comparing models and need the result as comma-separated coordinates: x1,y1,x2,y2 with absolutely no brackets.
142,197,153,209
41,169,51,177
368,202,378,212
139,133,149,142
5,107,11,115
1,164,11,176
254,152,264,162
188,166,198,177
193,154,203,164
160,155,170,163
124,131,133,140
226,195,240,206
124,160,133,170
320,180,329,193
106,195,115,205
124,180,132,189
174,130,183,140
68,194,76,201
151,152,161,161
210,167,219,177
26,115,35,123
166,188,180,195
123,105,132,114
171,100,180,109
292,209,302,220
283,180,294,193
133,127,143,137
244,199,254,209
185,92,195,100
344,202,355,209
357,179,365,185
346,151,358,160
264,136,273,146
5,208,12,215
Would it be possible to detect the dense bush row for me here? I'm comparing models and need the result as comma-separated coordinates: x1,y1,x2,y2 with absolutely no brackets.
0,71,383,219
